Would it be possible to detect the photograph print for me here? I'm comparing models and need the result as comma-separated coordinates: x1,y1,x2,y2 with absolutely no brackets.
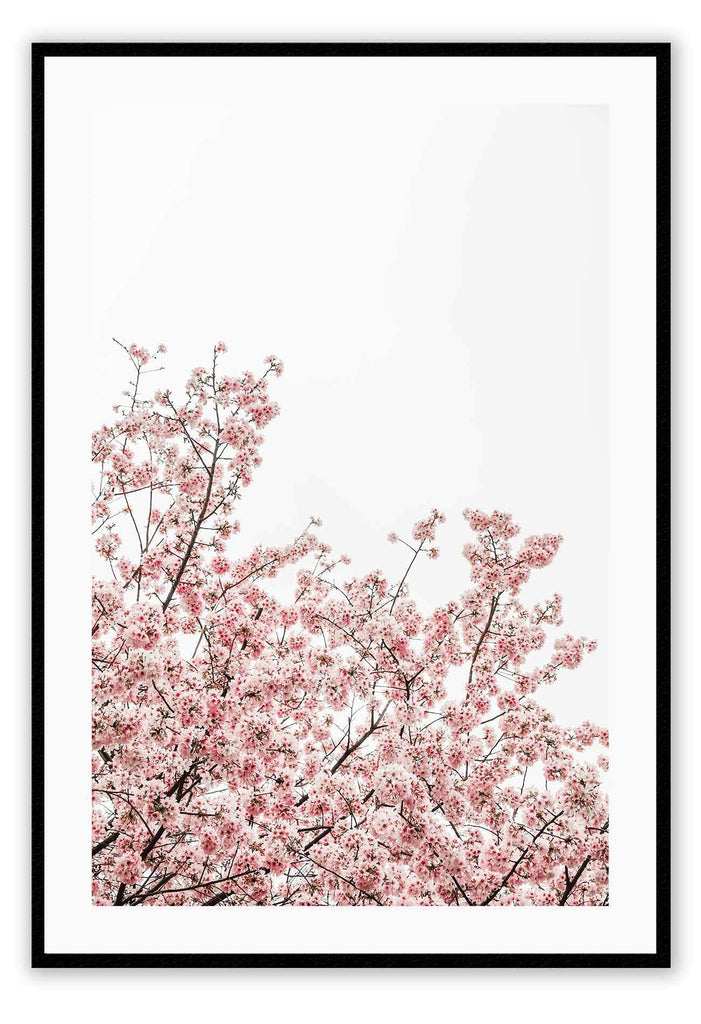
34,44,670,966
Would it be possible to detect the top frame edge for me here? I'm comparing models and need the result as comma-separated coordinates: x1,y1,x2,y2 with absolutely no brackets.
31,42,671,60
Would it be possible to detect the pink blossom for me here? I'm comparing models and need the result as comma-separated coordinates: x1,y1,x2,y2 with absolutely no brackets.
91,344,608,909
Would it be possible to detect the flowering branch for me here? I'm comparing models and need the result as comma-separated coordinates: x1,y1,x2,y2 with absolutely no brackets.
91,343,609,907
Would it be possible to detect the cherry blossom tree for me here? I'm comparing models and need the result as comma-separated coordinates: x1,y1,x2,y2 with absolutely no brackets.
91,343,609,907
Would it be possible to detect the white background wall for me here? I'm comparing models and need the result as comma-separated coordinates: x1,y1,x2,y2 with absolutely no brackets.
3,0,698,1019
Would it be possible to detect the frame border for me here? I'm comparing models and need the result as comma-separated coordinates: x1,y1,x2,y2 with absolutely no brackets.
31,41,671,969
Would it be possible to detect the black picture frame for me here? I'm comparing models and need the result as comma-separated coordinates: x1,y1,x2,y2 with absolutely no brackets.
31,42,671,969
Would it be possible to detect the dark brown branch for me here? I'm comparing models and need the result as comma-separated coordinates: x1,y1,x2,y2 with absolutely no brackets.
140,825,165,861
303,826,334,851
92,831,119,857
558,855,592,905
468,594,500,687
162,446,219,612
481,811,563,906
330,701,391,775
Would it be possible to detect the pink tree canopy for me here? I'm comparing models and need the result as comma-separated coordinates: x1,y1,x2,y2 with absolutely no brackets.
91,344,609,907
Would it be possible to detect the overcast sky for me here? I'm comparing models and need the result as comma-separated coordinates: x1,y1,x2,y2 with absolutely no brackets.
88,66,608,725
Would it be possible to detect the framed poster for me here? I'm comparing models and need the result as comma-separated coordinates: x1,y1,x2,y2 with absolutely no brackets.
32,43,670,967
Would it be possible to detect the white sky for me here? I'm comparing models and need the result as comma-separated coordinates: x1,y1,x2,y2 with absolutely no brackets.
89,70,608,726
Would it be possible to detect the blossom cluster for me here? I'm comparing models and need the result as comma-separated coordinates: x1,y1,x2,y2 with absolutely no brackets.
91,344,608,907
